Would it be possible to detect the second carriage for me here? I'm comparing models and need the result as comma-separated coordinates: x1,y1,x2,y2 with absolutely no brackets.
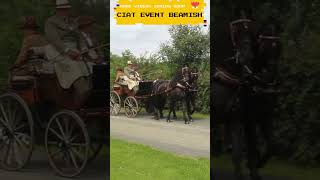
110,80,154,117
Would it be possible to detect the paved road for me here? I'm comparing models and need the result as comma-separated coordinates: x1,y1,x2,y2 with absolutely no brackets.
110,113,210,158
0,149,108,180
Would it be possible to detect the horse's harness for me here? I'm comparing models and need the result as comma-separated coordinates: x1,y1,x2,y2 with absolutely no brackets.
150,68,198,97
216,18,281,94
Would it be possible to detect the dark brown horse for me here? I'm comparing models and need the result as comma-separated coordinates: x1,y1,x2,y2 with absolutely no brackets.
213,16,282,180
151,67,192,124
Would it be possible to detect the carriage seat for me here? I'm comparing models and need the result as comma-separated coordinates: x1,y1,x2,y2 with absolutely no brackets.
9,75,37,90
11,75,36,81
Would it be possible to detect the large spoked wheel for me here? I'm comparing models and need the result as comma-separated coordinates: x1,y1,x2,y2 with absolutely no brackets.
110,91,121,116
0,93,34,171
124,96,138,118
45,110,89,178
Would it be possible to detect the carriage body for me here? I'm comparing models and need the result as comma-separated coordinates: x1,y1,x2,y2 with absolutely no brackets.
110,80,154,117
0,64,108,177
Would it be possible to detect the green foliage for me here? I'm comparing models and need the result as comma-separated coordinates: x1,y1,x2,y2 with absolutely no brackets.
275,5,320,165
160,25,210,113
159,25,210,68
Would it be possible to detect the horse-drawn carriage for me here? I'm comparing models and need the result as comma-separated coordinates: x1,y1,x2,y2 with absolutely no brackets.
0,64,108,177
110,80,154,118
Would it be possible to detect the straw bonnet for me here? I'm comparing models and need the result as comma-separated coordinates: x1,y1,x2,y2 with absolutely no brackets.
19,16,39,29
56,0,72,9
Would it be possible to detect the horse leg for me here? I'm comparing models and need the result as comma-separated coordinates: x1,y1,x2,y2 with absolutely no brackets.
244,119,261,180
159,108,164,119
167,100,173,122
173,107,177,119
152,98,160,120
182,99,190,124
154,107,160,120
230,119,244,180
257,115,274,169
187,99,193,122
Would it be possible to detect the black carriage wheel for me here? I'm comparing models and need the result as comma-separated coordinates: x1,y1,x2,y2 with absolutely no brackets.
110,91,121,116
45,110,89,177
0,93,34,171
137,102,143,114
124,96,138,118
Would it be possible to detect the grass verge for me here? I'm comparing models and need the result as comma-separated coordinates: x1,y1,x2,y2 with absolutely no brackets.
213,154,320,180
111,138,210,180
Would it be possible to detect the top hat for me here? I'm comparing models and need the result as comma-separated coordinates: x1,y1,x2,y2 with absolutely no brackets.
56,0,72,9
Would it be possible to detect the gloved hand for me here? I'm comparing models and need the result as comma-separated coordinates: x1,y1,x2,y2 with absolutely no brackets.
67,50,80,61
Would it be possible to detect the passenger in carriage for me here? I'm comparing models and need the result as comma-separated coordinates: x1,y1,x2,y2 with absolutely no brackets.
114,68,127,85
11,16,48,76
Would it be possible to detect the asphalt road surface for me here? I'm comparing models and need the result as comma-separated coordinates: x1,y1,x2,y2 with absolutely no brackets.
110,113,210,158
0,149,108,180
111,114,293,180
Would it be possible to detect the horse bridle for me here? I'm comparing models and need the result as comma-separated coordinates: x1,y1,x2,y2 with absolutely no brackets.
230,18,252,46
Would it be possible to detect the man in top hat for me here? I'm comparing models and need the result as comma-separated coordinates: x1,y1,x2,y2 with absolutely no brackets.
78,16,104,64
124,61,140,80
124,61,140,92
45,0,92,107
45,0,79,58
11,16,48,76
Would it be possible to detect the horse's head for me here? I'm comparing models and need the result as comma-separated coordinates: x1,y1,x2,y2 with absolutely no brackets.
256,23,282,83
190,68,199,84
230,19,256,66
181,66,191,83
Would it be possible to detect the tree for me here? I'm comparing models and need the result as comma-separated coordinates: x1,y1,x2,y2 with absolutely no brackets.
159,25,210,70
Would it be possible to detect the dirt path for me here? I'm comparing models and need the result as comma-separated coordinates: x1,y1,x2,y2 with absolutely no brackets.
110,113,210,158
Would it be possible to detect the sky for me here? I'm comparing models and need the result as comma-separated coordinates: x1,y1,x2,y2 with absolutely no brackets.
110,0,210,57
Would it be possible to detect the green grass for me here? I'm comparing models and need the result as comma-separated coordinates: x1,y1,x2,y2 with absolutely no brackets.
110,138,210,180
213,154,320,180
